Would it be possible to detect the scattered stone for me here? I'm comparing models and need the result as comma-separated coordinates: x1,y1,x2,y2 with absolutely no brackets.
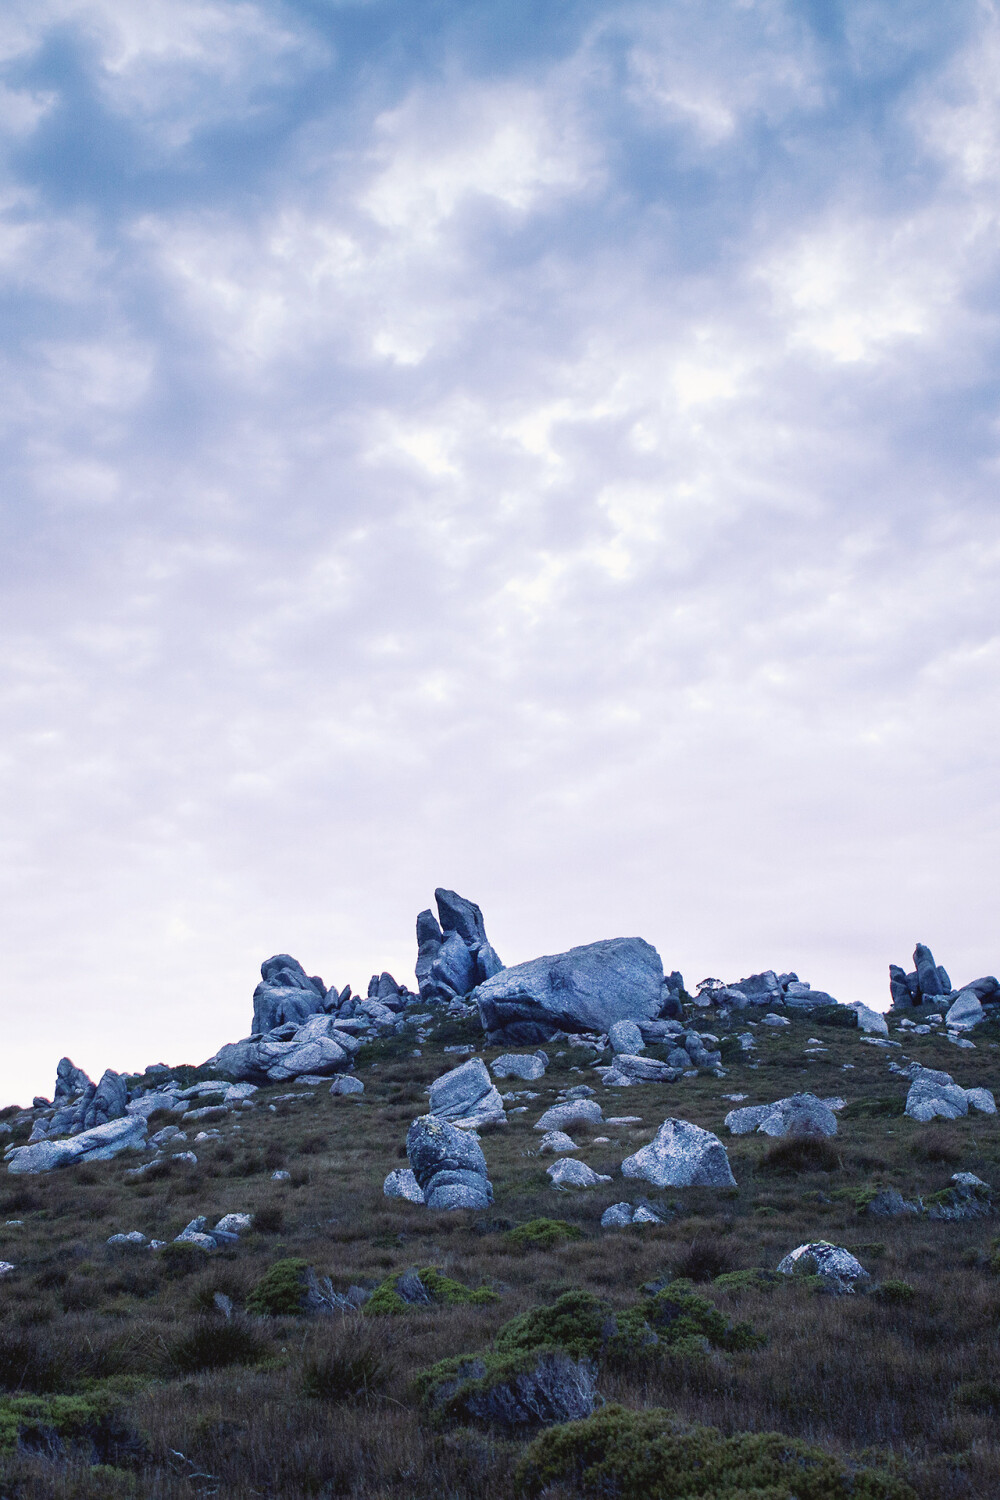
946,991,985,1031
383,1168,425,1203
600,1201,664,1227
608,1019,645,1053
535,1100,603,1132
777,1241,869,1293
546,1158,612,1189
476,936,666,1044
966,1087,997,1115
224,1083,258,1102
271,1169,291,1181
621,1118,736,1188
605,1116,642,1125
539,1131,580,1155
926,1172,997,1221
865,1189,920,1218
905,1071,969,1122
427,1058,506,1129
107,1231,147,1246
0,1263,14,1277
214,1213,252,1235
762,1014,789,1026
491,1052,548,1081
603,1054,682,1087
172,1152,198,1165
330,1075,365,1096
150,1126,184,1148
406,1115,494,1211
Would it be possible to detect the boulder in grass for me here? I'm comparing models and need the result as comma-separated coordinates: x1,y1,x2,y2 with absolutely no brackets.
966,1087,997,1115
608,1020,645,1054
777,1241,869,1293
946,991,985,1031
427,1058,506,1129
926,1172,997,1221
546,1158,613,1189
406,1115,493,1211
905,1073,969,1121
538,1131,580,1155
601,1201,664,1227
383,1168,425,1204
865,1189,920,1218
491,1053,548,1081
535,1100,603,1133
621,1118,736,1188
7,1115,148,1174
844,1003,889,1035
330,1075,365,1096
476,936,665,1044
726,1094,837,1140
603,1054,682,1087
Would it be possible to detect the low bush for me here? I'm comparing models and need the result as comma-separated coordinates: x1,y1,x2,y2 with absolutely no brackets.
759,1137,840,1174
516,1403,916,1498
365,1266,499,1316
0,1392,147,1469
170,1316,270,1373
672,1237,740,1283
641,1282,763,1353
247,1258,311,1316
505,1219,584,1252
812,1005,858,1029
871,1280,916,1306
494,1291,651,1363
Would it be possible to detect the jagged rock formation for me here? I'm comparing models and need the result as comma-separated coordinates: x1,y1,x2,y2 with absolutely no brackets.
211,1014,362,1083
696,971,837,1011
252,955,329,1035
29,1067,129,1142
415,889,503,1004
8,1115,148,1174
406,1114,494,1210
476,936,666,1043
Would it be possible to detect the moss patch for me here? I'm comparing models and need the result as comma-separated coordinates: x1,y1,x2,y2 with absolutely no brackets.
504,1219,584,1251
364,1266,499,1316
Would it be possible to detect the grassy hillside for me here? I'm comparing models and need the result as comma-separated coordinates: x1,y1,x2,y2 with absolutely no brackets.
0,1006,998,1497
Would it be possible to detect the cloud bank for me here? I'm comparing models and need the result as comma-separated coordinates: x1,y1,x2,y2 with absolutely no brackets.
1,0,999,1101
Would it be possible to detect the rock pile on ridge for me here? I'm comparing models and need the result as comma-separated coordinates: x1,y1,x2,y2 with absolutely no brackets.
415,888,504,1004
889,942,999,1027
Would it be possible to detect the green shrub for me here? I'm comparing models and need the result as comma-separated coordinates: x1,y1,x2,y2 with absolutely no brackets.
169,1317,270,1372
414,1347,596,1429
641,1283,763,1353
812,1005,858,1029
247,1258,311,1316
517,1403,916,1498
364,1266,499,1316
951,1379,1000,1414
0,1392,147,1468
253,1204,285,1234
712,1269,780,1294
505,1219,584,1251
494,1290,652,1363
871,1280,916,1306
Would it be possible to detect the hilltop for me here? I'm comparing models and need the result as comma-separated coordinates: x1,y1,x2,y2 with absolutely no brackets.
0,896,998,1498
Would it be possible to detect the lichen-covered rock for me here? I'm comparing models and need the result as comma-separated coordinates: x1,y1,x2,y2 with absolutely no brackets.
905,1072,969,1122
865,1189,920,1218
476,937,665,1044
608,1019,645,1053
947,991,985,1030
7,1115,148,1174
428,1058,506,1128
546,1158,612,1189
415,889,504,1003
534,1100,603,1132
406,1115,493,1211
726,1093,837,1139
491,1052,547,1081
621,1118,736,1188
776,1241,869,1292
966,1087,997,1115
538,1130,579,1155
926,1173,997,1221
383,1168,424,1203
604,1054,682,1087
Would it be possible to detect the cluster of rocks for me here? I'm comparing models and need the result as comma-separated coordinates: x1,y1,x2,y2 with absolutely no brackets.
903,1067,996,1122
405,1115,494,1210
600,1020,722,1086
725,1093,841,1139
694,970,837,1012
28,1061,129,1140
890,943,999,1030
107,1212,253,1253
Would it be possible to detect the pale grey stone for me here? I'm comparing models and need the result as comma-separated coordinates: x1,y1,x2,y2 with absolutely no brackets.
535,1100,603,1132
546,1157,612,1188
329,1075,365,1095
7,1115,148,1174
845,1002,888,1035
966,1087,997,1114
407,1114,493,1211
214,1213,253,1234
383,1168,424,1203
604,1054,681,1086
476,936,665,1044
777,1241,869,1292
621,1118,736,1188
427,1058,505,1129
756,1094,838,1139
601,1202,634,1226
905,1079,969,1121
491,1053,547,1081
609,1019,645,1054
538,1130,580,1154
947,991,985,1030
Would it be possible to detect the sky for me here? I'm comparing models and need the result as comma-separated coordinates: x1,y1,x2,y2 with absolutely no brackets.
2,0,1000,1105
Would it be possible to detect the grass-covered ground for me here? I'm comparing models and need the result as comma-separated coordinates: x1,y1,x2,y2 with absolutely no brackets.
0,1006,998,1497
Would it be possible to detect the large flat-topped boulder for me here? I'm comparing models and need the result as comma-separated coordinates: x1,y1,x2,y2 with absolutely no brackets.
475,936,664,1043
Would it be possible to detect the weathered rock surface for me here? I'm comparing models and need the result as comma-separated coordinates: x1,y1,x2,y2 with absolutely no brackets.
53,1057,92,1104
608,1019,645,1054
946,991,985,1030
603,1054,682,1087
406,1115,493,1210
844,1003,889,1035
415,889,503,1004
546,1158,612,1189
865,1189,920,1218
330,1075,365,1096
476,936,665,1044
535,1100,603,1132
601,1201,664,1227
252,954,327,1035
725,1094,837,1139
538,1130,580,1154
926,1172,997,1221
777,1241,869,1293
621,1118,736,1188
383,1168,424,1203
905,1070,971,1122
427,1058,505,1129
491,1052,547,1081
211,1012,360,1083
8,1115,148,1174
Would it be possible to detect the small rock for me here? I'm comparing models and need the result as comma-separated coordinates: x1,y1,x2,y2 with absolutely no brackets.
865,1189,919,1218
538,1131,580,1154
0,1263,14,1277
601,1202,634,1227
535,1100,603,1132
383,1168,424,1203
546,1158,613,1189
271,1169,291,1181
608,1019,645,1054
214,1213,253,1235
604,1054,682,1087
330,1075,365,1096
491,1053,547,1081
107,1231,147,1246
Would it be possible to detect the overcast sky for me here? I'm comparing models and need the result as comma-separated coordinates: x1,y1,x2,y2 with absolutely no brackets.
2,1,999,1104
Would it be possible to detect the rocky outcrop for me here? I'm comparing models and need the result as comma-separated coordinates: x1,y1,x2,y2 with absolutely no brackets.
383,1168,424,1203
54,1057,92,1104
7,1115,148,1174
476,937,665,1044
406,1114,494,1210
252,954,327,1035
427,1058,505,1129
621,1118,736,1188
211,1013,361,1083
30,1068,129,1141
415,889,503,1004
695,971,838,1012
904,1068,996,1122
776,1241,869,1293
